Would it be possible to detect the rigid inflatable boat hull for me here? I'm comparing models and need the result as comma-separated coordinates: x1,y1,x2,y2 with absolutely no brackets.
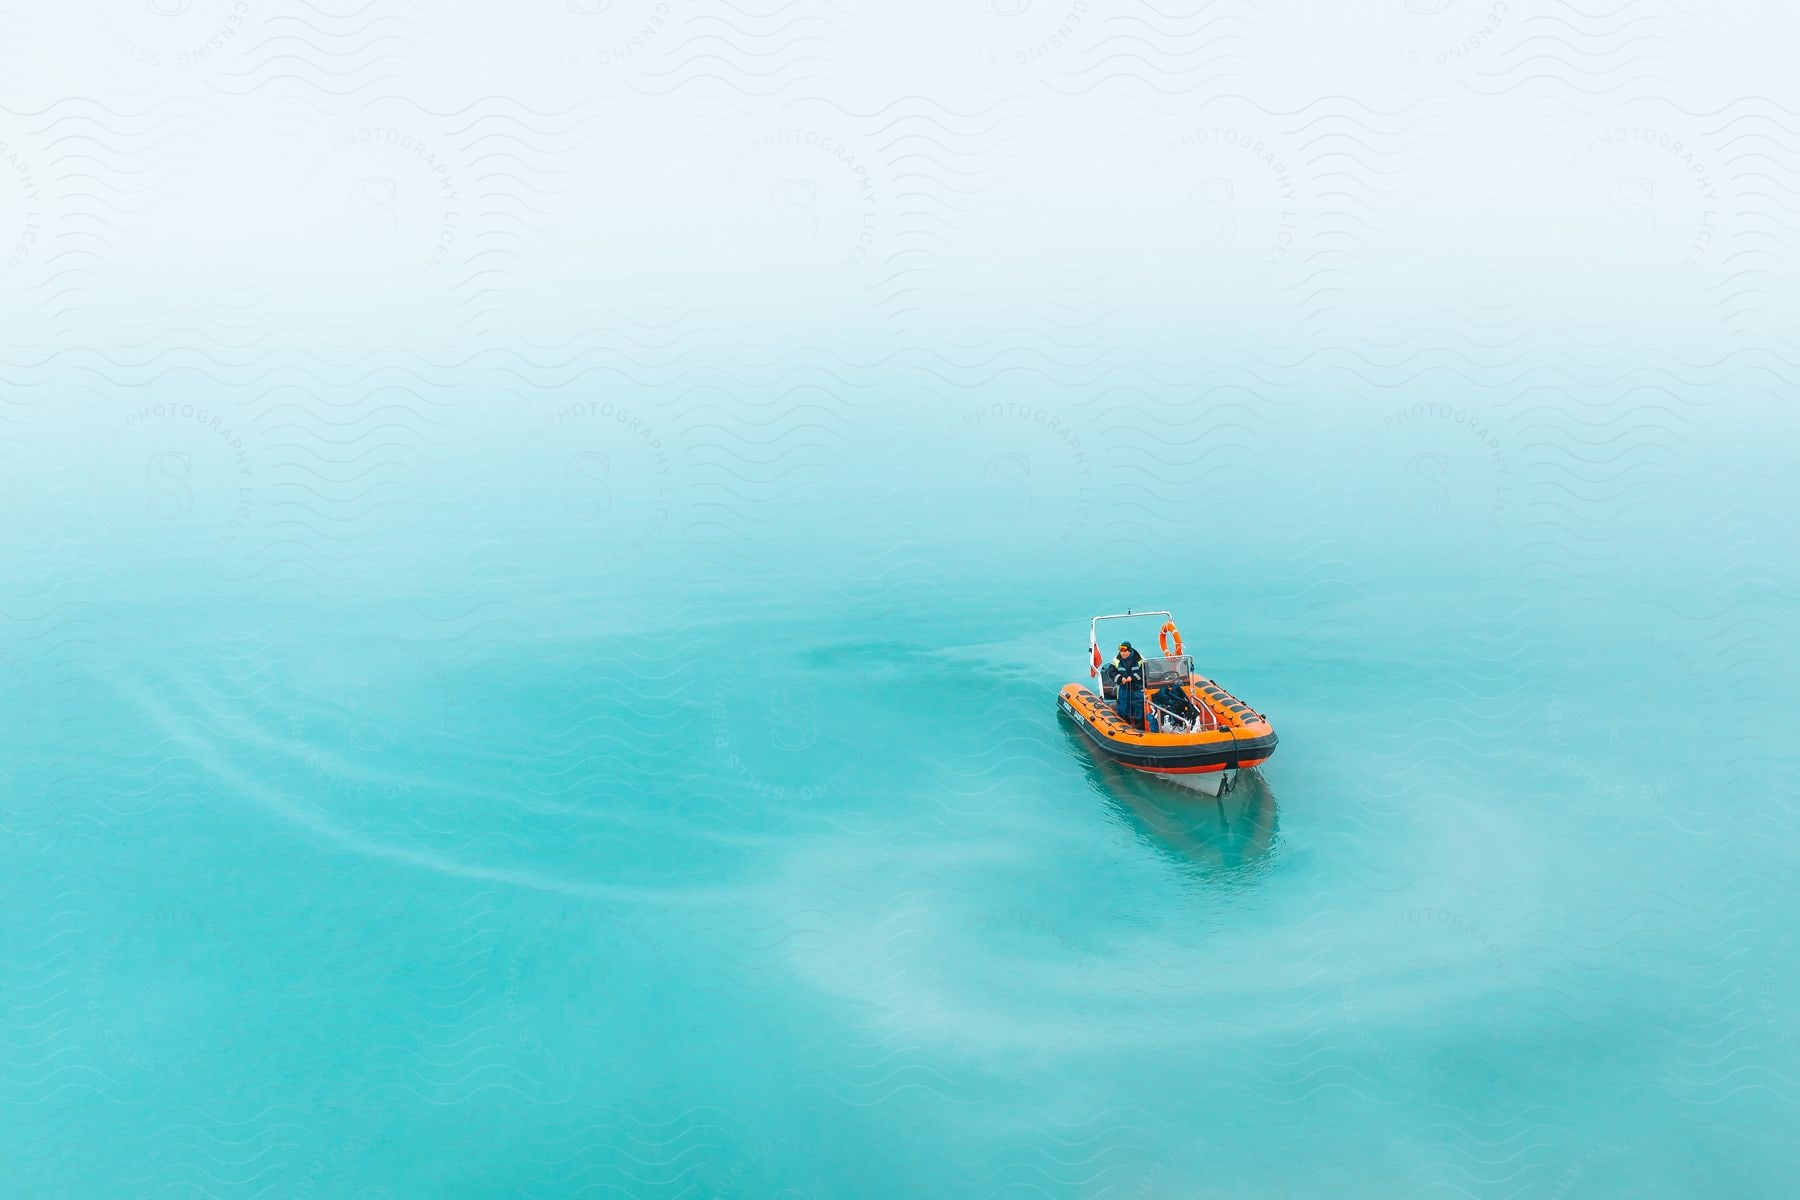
1058,680,1277,796
1159,766,1243,798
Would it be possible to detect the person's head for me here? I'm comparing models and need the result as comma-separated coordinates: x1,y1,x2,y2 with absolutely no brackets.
1118,641,1134,657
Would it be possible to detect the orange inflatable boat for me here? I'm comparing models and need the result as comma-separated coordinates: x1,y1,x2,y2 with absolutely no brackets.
1057,609,1277,796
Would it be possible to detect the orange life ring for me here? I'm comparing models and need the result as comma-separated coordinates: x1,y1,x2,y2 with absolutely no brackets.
1158,621,1183,657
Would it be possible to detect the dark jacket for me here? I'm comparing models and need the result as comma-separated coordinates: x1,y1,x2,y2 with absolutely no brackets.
1154,684,1198,721
1111,647,1144,690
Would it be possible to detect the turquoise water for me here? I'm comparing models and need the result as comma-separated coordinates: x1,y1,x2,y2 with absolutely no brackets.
6,0,1797,1189
4,353,1795,1197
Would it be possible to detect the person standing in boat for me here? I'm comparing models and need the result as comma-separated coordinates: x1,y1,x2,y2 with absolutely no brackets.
1111,641,1146,725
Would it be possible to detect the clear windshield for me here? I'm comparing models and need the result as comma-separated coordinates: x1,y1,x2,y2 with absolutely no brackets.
1142,655,1193,688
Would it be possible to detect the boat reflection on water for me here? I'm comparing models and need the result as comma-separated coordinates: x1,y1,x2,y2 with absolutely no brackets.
1063,725,1280,880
